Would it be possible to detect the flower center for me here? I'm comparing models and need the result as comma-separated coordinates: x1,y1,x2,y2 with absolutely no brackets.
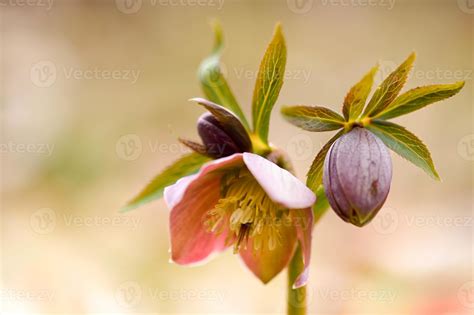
205,169,290,253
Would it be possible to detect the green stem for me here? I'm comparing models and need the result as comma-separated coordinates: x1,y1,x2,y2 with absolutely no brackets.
287,245,307,315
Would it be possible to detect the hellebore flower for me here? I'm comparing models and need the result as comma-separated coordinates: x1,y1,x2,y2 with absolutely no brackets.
165,100,316,288
323,127,392,227
125,24,317,289
282,52,464,228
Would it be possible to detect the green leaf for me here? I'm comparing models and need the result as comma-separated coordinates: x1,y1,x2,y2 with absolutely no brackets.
306,130,345,192
363,52,416,118
281,105,345,132
375,81,465,120
313,185,330,224
198,21,249,129
342,65,378,120
122,153,211,212
366,120,440,180
252,23,287,144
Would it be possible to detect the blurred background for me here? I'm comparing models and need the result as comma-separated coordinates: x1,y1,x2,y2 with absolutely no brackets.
1,0,473,314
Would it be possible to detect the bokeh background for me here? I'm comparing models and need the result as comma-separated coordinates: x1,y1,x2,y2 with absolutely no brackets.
1,0,473,314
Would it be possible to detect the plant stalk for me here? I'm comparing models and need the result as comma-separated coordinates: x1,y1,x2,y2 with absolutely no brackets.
287,245,307,315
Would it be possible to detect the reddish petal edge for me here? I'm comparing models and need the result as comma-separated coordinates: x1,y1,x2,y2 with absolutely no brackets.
243,153,316,209
164,153,244,209
164,153,244,265
292,208,314,289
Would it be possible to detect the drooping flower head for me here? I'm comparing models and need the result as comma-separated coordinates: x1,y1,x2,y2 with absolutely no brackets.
323,127,392,226
165,151,315,287
282,52,464,227
125,24,317,288
166,98,315,287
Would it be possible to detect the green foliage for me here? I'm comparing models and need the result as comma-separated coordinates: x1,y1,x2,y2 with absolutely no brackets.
313,185,330,224
122,153,210,212
362,52,416,117
306,130,344,192
282,52,464,182
375,81,465,119
366,120,440,180
252,23,287,144
281,106,345,132
198,21,249,129
343,65,378,120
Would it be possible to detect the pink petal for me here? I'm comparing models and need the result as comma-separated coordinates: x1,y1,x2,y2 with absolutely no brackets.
239,223,297,284
164,154,244,265
164,153,244,208
291,208,314,289
243,153,316,209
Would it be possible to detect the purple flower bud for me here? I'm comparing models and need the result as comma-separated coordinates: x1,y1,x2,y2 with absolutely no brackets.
323,127,392,227
197,113,248,158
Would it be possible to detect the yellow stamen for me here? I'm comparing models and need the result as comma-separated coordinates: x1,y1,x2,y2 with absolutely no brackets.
205,169,289,253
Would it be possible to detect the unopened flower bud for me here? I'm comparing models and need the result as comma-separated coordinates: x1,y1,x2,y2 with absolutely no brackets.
197,113,249,158
323,127,392,227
